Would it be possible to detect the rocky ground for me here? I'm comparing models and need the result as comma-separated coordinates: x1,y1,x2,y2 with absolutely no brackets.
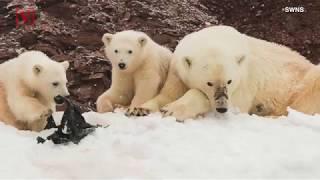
0,0,319,111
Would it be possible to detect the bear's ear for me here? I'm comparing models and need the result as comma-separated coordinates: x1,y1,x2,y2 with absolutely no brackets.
138,36,147,47
33,64,42,75
102,33,113,45
183,57,192,68
61,61,70,70
237,55,246,65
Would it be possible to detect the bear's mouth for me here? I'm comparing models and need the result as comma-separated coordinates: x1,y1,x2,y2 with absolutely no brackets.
216,107,228,113
54,95,65,105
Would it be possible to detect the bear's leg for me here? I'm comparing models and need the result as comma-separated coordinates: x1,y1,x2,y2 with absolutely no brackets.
7,93,52,123
131,74,161,107
249,103,274,116
160,89,211,121
28,117,48,132
0,83,17,126
96,89,133,113
126,66,188,116
290,66,320,115
0,84,30,130
125,73,161,115
96,72,133,113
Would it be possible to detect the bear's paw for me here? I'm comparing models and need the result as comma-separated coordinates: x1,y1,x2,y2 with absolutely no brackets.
160,103,197,122
125,107,151,117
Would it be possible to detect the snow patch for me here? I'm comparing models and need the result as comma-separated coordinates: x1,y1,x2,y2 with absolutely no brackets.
0,109,320,178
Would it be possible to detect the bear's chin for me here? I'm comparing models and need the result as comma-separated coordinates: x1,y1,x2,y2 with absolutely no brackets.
118,67,128,71
118,67,135,74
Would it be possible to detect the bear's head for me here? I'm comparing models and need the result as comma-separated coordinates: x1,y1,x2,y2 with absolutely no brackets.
20,51,70,105
175,26,250,113
102,30,149,73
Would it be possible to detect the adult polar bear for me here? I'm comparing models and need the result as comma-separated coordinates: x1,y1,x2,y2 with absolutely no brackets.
131,25,316,120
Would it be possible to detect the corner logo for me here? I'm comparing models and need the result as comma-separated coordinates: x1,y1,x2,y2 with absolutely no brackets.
282,6,305,13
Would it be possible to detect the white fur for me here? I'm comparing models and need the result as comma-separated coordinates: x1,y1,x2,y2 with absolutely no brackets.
138,25,313,120
97,30,172,113
290,65,320,115
0,51,69,131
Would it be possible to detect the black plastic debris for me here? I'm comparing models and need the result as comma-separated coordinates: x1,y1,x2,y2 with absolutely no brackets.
44,115,58,129
37,96,102,145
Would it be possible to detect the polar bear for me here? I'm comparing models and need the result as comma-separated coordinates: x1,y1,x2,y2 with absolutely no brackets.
96,30,172,114
289,65,320,115
129,25,314,120
0,51,70,131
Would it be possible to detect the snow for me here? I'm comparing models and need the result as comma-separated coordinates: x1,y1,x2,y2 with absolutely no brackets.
0,109,320,178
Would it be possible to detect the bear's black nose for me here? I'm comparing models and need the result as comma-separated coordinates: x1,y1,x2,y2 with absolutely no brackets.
216,108,227,113
118,63,126,70
54,95,65,105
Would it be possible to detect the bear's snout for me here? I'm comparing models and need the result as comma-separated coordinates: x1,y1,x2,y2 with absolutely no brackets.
215,97,228,113
54,95,65,105
214,86,228,113
214,86,228,100
118,63,126,70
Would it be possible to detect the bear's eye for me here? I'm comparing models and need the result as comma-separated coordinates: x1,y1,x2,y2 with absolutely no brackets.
114,49,118,53
52,82,59,87
227,80,232,85
128,50,133,54
207,82,213,87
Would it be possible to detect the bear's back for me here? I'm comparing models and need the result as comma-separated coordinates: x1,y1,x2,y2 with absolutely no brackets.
174,25,249,60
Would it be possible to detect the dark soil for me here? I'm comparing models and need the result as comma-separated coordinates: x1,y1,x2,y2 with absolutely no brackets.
0,0,319,112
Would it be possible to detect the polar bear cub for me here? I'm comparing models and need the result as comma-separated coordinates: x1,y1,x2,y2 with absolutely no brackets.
130,25,314,120
96,30,172,114
0,51,70,131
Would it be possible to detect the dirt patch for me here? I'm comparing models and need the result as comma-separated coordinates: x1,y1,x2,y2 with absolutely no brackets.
0,0,319,111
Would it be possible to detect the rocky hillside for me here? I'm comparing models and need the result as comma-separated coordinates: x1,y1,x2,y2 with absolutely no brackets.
0,0,319,111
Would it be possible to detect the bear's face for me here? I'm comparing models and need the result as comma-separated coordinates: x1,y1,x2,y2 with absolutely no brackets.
102,31,148,73
176,50,248,114
29,61,70,104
